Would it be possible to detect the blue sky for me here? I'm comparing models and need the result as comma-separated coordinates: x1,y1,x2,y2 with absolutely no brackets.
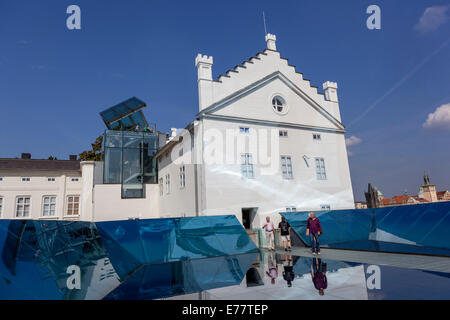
0,0,449,201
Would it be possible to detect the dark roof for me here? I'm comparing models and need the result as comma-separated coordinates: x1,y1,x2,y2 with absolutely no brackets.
0,159,81,172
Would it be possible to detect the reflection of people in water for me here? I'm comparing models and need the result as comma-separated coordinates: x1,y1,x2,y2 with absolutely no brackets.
310,258,327,296
282,254,295,287
265,251,278,285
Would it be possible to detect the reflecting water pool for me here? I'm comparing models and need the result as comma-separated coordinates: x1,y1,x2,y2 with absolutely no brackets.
167,251,450,300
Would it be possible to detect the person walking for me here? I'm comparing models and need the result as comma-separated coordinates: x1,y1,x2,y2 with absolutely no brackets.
306,212,322,255
262,216,275,251
278,216,292,251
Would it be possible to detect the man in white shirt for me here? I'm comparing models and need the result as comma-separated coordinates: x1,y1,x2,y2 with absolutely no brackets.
262,216,275,251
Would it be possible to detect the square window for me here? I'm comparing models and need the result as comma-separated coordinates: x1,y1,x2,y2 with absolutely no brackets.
16,196,31,217
159,178,164,196
241,154,254,178
239,127,250,134
48,178,56,182
281,156,293,179
313,133,322,141
279,130,288,137
179,166,186,189
42,196,57,217
66,196,80,216
71,178,79,182
22,177,30,182
320,204,331,211
315,158,327,180
165,174,170,194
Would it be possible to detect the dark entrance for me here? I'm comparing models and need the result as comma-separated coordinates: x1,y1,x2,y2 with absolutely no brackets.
241,208,257,230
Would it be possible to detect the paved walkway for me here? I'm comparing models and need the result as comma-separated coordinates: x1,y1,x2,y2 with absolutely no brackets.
275,247,450,273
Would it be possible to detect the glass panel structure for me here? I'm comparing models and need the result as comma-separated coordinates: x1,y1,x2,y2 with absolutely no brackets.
0,215,258,300
103,130,158,198
99,97,150,131
282,201,450,256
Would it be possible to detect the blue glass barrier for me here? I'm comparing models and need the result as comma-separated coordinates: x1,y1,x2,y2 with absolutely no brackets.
283,202,450,256
0,215,259,300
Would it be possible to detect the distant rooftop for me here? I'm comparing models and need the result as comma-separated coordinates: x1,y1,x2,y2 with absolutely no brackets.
0,153,80,171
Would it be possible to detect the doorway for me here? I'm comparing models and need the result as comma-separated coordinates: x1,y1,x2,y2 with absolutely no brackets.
241,208,257,230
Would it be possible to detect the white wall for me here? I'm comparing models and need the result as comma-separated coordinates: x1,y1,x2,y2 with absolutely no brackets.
158,131,198,218
199,118,354,229
92,184,159,221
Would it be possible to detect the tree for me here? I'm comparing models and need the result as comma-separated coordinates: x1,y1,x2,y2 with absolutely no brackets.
78,135,103,161
48,156,58,160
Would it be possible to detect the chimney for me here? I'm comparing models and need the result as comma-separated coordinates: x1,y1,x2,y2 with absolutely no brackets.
195,54,214,111
265,33,277,51
21,153,31,159
171,128,177,137
323,81,339,102
69,155,77,161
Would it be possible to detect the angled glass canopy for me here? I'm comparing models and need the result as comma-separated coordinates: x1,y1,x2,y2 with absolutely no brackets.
100,97,149,131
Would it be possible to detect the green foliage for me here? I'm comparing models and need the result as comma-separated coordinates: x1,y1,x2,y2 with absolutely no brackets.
78,135,104,161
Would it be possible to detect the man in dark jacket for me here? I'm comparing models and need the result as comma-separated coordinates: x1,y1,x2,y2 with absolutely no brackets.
306,212,323,255
278,216,292,251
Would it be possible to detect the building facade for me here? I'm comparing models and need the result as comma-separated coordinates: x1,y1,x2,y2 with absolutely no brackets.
157,34,355,228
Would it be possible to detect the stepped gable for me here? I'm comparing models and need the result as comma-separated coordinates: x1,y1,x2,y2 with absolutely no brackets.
212,48,327,110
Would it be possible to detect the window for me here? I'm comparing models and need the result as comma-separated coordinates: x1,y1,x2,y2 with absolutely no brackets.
0,177,3,181
286,207,296,212
71,178,79,182
159,178,163,196
239,127,250,134
179,166,186,189
0,197,3,216
321,204,331,211
165,174,170,194
241,154,254,178
16,196,31,217
281,156,293,179
315,158,327,180
66,196,80,216
313,133,321,141
48,177,56,182
22,177,30,182
42,196,57,217
279,130,288,137
272,96,286,113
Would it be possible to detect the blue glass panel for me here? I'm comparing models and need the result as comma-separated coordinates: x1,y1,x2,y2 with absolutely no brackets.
283,202,450,256
0,216,260,299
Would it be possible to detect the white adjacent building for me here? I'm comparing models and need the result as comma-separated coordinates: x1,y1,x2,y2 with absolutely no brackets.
0,34,354,227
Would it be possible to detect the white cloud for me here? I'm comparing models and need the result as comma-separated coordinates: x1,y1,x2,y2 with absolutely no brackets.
414,5,450,33
423,103,450,130
345,135,362,147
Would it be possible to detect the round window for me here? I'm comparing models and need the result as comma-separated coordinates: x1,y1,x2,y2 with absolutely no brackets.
272,95,287,114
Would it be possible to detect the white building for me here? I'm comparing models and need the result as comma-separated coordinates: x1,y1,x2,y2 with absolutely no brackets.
0,34,354,227
0,154,159,221
157,34,354,229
